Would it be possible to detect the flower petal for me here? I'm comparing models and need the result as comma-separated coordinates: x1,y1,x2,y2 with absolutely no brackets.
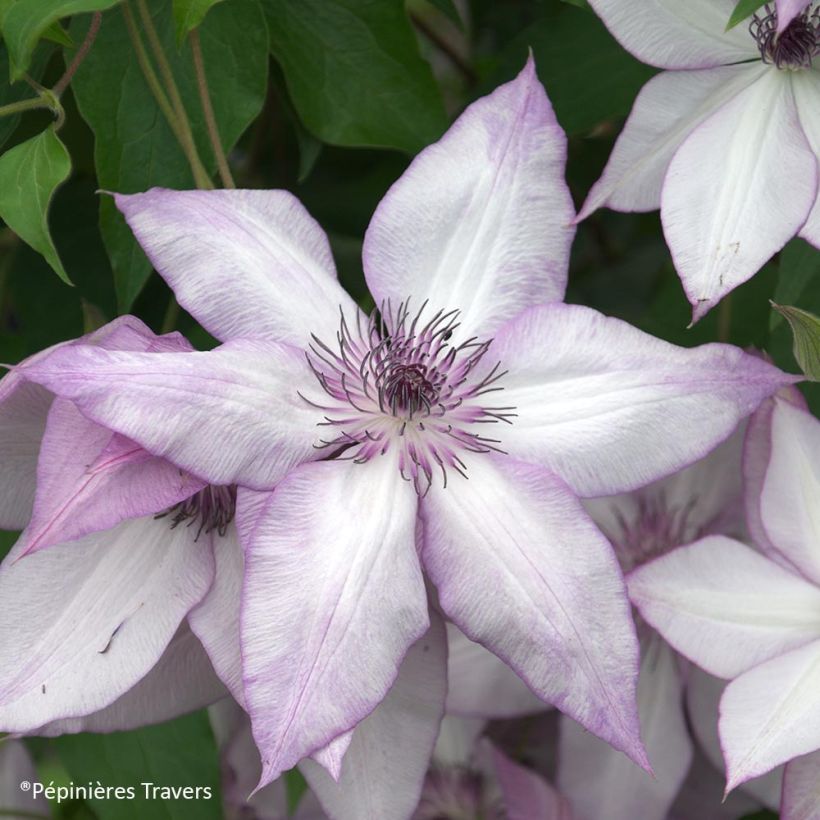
420,454,647,768
0,740,50,817
578,64,766,220
0,516,214,732
558,636,692,820
115,188,354,346
792,68,820,247
363,57,574,339
239,455,428,787
587,0,758,69
39,625,226,734
721,639,820,791
491,303,793,497
628,536,820,679
777,0,813,32
446,623,546,718
187,524,244,706
662,70,818,322
782,750,820,820
13,399,204,559
22,339,320,491
299,614,447,820
760,400,820,586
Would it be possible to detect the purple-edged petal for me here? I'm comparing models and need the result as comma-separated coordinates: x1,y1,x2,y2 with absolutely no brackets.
0,740,51,817
490,303,793,497
239,455,428,787
721,639,820,791
662,70,818,322
299,614,447,820
783,750,820,820
587,0,758,69
491,743,573,820
39,625,226,735
628,536,820,679
687,666,783,810
793,69,820,249
22,339,321,491
188,524,244,705
446,624,546,718
558,636,692,820
0,516,214,732
14,399,204,558
420,454,647,769
761,400,820,585
363,57,574,340
310,732,353,782
578,64,766,220
777,0,813,32
115,189,355,346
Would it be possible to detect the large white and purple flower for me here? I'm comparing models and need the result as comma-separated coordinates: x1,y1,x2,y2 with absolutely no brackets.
19,59,795,795
580,0,820,321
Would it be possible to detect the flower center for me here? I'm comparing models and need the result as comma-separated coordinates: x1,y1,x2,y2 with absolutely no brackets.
156,485,237,540
303,301,515,494
750,3,820,69
413,766,503,820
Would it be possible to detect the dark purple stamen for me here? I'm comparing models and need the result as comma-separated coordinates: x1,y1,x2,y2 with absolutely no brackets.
750,3,820,69
156,485,237,539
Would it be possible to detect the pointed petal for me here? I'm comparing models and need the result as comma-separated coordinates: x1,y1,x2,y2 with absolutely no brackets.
115,189,355,346
299,614,447,820
587,0,758,69
39,625,226,734
687,665,783,810
558,636,692,820
761,400,820,584
310,731,353,782
491,303,794,497
22,339,320,490
777,0,813,32
421,454,647,768
662,71,818,322
0,517,214,732
578,64,766,220
188,525,245,706
491,743,573,820
239,456,428,787
446,624,546,718
721,639,820,790
0,740,51,817
783,750,820,820
628,536,820,678
14,399,204,558
363,57,574,340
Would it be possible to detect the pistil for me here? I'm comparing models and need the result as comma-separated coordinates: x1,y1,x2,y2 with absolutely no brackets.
750,3,820,69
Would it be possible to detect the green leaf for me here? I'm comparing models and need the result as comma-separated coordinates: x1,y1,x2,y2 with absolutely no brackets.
0,127,72,283
726,0,768,31
42,20,73,46
171,0,224,45
771,238,820,328
263,0,447,153
69,0,268,309
771,303,820,381
55,711,222,820
0,41,52,149
491,3,655,135
425,0,463,28
1,0,121,80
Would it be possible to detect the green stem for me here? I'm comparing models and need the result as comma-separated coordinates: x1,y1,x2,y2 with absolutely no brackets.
190,28,234,188
161,295,180,333
0,96,52,118
717,293,733,342
53,11,103,98
135,0,212,189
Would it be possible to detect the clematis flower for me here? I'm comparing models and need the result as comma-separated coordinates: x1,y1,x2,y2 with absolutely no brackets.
580,0,820,321
0,316,242,735
19,59,795,795
628,395,820,814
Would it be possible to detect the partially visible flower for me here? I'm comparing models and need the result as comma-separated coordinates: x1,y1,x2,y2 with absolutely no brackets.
581,0,820,321
19,59,795,794
0,740,50,819
0,317,240,735
628,395,820,812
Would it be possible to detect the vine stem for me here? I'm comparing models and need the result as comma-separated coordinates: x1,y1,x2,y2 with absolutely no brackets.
717,293,733,342
190,29,234,188
53,11,103,98
134,0,212,189
0,96,51,118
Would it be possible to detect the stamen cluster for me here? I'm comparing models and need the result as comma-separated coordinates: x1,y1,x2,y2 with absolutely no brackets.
414,766,504,820
156,484,237,539
303,301,515,494
750,3,820,68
